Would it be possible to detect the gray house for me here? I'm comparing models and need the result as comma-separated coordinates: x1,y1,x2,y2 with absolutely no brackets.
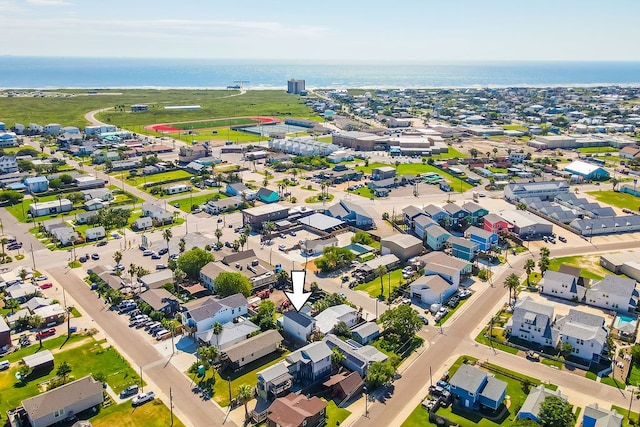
21,376,104,427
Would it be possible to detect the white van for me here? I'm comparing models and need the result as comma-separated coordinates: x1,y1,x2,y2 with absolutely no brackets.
0,360,9,370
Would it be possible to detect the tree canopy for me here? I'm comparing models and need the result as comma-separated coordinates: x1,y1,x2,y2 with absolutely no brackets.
252,300,276,331
0,190,24,205
177,247,214,279
379,304,422,346
314,246,355,273
538,395,574,427
365,360,396,388
214,272,252,297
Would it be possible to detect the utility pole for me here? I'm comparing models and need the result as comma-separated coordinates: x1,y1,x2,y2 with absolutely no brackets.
30,244,36,270
140,366,143,392
170,387,174,427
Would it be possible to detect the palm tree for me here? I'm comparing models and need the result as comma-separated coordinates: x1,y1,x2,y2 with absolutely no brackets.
212,322,223,348
524,259,536,286
237,384,254,422
179,238,186,254
503,273,520,307
173,268,186,293
215,227,223,243
331,346,345,373
612,177,620,191
232,240,240,252
162,229,173,256
128,263,137,285
376,265,387,299
0,238,7,259
18,268,28,282
113,250,122,266
4,299,19,314
238,234,247,252
262,176,269,188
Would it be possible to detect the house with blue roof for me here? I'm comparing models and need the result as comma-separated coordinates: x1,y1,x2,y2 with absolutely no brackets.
425,225,451,251
257,187,280,204
282,309,316,344
465,226,498,251
448,236,478,261
24,176,49,193
583,403,623,427
225,182,248,196
461,201,488,226
449,364,507,411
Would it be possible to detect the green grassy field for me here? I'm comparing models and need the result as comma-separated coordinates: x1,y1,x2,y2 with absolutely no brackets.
354,162,473,192
211,351,289,407
355,269,404,299
0,90,317,130
0,336,143,418
587,190,640,212
325,400,350,425
548,254,617,280
577,147,619,153
612,405,639,427
119,170,194,186
429,147,467,160
92,400,185,427
172,192,227,212
169,117,258,129
304,194,334,204
347,186,374,199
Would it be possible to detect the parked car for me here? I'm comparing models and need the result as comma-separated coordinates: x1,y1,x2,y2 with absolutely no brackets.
114,264,125,271
156,264,167,270
290,231,297,236
158,248,168,255
34,275,48,281
78,256,88,263
143,250,153,257
96,241,107,247
39,282,53,290
558,236,567,243
401,298,412,305
169,254,179,261
155,329,169,340
91,253,100,260
36,328,56,339
132,391,155,406
526,351,540,361
145,322,161,331
278,244,286,251
120,385,139,399
151,253,161,260
418,315,429,325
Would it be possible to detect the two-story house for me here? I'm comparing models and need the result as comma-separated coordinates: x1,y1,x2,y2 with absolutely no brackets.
423,204,449,224
585,275,638,313
483,213,513,235
461,201,488,226
181,294,248,333
267,393,327,427
448,236,479,262
425,225,451,251
285,341,332,384
449,364,507,411
282,309,316,344
506,296,556,348
539,270,586,302
442,202,469,227
465,226,498,252
555,309,609,364
325,199,374,229
413,215,438,240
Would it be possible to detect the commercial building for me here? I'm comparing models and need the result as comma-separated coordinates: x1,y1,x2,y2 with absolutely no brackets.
287,79,305,95
380,234,423,261
242,204,290,230
563,160,610,181
29,199,73,217
496,210,554,237
504,181,570,202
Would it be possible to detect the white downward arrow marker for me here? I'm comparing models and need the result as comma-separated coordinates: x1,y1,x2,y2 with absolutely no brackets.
285,270,312,312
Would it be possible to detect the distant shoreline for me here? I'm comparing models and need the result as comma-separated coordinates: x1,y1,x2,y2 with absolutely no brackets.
4,82,640,91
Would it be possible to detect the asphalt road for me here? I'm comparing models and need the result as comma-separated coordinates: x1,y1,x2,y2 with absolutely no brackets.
47,265,235,427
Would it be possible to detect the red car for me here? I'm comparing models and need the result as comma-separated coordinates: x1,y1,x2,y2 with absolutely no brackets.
39,282,53,290
36,328,56,339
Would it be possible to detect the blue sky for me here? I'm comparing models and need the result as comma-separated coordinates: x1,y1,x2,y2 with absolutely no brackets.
1,0,638,61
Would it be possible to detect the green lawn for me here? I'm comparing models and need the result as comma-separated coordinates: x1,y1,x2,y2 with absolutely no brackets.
70,307,82,318
400,404,431,427
430,147,467,160
601,376,626,389
355,269,404,300
585,371,598,380
587,190,640,212
304,194,334,204
347,186,374,199
116,170,194,186
0,336,143,418
502,125,528,132
211,350,289,407
628,365,640,386
577,147,619,153
5,198,87,223
91,399,185,427
548,255,615,281
474,327,519,355
435,297,469,326
169,117,258,129
612,405,639,427
325,400,350,426
172,192,228,212
355,162,473,192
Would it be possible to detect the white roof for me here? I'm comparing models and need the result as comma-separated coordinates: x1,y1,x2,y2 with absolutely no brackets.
564,160,602,175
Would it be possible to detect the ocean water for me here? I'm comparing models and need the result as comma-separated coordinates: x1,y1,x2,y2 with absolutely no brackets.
1,57,640,89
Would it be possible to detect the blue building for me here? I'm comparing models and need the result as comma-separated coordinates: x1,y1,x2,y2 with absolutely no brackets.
442,203,469,227
425,225,450,251
564,160,610,181
449,364,507,411
461,201,488,226
517,385,568,423
466,226,498,252
423,204,449,224
0,122,5,131
325,200,374,229
226,182,249,196
582,403,623,427
448,236,478,261
256,187,280,204
414,215,438,240
24,176,49,193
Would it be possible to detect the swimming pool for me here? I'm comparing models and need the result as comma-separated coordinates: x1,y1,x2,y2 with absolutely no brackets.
613,314,638,331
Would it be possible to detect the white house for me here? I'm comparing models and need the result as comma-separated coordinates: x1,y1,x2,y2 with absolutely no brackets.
506,296,555,348
585,275,639,313
50,226,78,246
43,123,61,135
301,236,338,256
85,226,105,241
132,217,153,231
181,294,248,333
163,184,191,195
555,309,609,364
285,341,333,383
196,319,261,350
141,202,173,224
0,156,18,174
314,304,358,334
539,270,586,301
282,308,316,344
410,274,456,305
